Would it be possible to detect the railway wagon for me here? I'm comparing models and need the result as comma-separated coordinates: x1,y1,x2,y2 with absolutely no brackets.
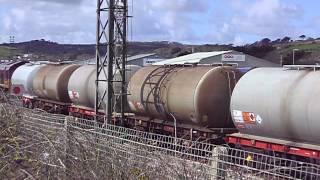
228,66,320,159
12,63,80,114
12,63,44,98
0,60,27,90
126,65,242,138
68,65,141,118
8,62,320,160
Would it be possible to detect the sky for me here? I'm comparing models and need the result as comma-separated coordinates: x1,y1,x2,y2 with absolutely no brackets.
0,0,319,45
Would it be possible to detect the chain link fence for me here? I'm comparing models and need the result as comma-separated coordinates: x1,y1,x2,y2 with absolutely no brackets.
0,103,319,179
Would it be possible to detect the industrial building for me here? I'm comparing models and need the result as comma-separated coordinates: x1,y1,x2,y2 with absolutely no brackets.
78,53,164,66
127,53,164,66
153,50,278,67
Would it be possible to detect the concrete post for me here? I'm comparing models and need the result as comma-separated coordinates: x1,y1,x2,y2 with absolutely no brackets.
210,146,228,180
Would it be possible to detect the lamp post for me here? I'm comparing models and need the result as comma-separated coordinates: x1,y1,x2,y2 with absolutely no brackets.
292,49,299,65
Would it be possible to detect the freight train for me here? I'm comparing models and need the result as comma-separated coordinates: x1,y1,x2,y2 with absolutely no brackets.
1,60,319,161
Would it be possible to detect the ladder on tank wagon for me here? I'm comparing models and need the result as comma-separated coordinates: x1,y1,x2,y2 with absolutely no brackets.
141,66,177,115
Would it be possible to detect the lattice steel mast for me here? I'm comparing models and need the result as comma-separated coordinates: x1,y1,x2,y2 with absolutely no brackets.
96,0,128,124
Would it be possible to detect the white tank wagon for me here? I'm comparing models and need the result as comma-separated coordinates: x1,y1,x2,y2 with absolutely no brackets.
67,65,141,111
32,64,81,103
230,67,320,146
11,63,44,96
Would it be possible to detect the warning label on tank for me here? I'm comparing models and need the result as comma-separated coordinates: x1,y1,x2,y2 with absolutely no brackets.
256,115,262,124
232,110,244,123
68,91,79,99
243,112,257,124
232,110,263,128
134,102,144,112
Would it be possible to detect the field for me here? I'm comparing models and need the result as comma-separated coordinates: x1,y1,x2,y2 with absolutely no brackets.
286,42,320,51
0,46,21,58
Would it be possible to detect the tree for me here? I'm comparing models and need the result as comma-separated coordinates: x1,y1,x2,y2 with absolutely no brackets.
280,37,291,43
259,38,271,46
299,35,306,40
272,38,281,44
307,37,314,41
233,44,275,58
177,51,191,57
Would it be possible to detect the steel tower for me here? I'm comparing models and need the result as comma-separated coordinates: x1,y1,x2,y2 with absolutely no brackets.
95,0,128,125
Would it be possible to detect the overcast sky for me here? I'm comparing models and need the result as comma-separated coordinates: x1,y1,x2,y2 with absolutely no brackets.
0,0,319,45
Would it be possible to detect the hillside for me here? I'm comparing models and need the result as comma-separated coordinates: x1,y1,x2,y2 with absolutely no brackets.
0,46,22,58
264,40,320,64
1,38,320,65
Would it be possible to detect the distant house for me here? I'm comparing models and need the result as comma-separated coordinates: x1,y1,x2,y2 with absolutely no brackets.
153,50,278,68
127,53,164,67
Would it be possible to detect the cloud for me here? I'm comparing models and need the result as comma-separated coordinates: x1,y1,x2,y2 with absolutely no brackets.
130,0,209,43
315,16,320,27
303,16,320,38
204,0,305,45
230,0,303,38
149,0,207,12
1,0,84,5
1,0,209,44
205,9,238,45
0,0,317,45
0,0,95,43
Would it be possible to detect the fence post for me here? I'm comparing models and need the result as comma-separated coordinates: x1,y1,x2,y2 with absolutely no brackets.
63,116,70,179
210,146,227,180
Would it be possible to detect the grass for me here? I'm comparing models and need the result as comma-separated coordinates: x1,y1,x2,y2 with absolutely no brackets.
0,46,21,58
290,43,320,51
278,42,320,55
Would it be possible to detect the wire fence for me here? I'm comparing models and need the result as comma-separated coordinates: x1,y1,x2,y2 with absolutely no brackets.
0,103,319,179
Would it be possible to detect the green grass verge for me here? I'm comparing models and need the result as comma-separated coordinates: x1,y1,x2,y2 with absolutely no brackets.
0,46,21,58
288,43,320,51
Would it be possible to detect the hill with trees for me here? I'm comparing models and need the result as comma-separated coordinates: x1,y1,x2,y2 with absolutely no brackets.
1,36,320,65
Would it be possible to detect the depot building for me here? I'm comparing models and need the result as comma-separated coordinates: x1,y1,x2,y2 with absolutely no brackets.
153,50,278,68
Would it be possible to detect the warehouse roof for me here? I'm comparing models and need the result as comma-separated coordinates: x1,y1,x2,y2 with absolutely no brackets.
153,51,232,65
153,50,278,67
76,53,157,65
127,53,157,62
